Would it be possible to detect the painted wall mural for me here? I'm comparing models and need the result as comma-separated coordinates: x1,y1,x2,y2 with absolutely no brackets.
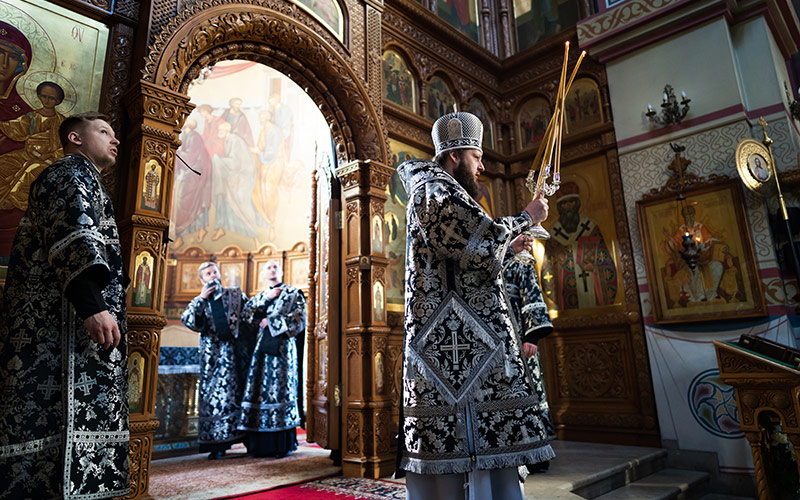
514,0,579,51
290,0,344,41
425,76,458,122
437,0,479,43
518,96,551,150
565,78,603,134
465,97,494,150
382,50,416,113
0,0,108,262
170,60,333,255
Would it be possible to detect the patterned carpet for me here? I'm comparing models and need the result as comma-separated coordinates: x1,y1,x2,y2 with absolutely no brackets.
149,434,341,500
212,477,407,500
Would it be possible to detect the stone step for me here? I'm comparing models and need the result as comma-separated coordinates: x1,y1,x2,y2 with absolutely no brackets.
523,440,669,500
591,468,709,500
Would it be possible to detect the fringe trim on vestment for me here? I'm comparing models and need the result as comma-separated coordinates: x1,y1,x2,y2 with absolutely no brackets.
400,443,556,476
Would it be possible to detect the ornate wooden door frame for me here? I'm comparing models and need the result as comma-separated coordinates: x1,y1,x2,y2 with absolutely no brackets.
121,2,388,497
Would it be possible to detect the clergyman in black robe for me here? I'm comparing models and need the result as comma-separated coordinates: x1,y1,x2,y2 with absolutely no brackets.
181,261,250,459
0,112,130,499
239,260,306,458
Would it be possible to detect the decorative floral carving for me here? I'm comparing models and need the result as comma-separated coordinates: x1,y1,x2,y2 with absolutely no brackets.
346,412,362,455
134,230,161,251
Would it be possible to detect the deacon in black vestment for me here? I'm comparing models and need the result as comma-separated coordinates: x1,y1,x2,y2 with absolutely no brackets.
0,112,130,499
181,261,250,459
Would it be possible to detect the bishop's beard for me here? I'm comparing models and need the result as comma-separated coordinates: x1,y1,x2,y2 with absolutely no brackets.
559,209,581,233
453,159,480,199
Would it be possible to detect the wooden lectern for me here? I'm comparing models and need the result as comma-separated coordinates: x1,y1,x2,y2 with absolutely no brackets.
713,338,800,500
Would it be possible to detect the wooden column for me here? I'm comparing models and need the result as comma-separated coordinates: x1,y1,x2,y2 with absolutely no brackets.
714,340,800,500
336,159,394,478
120,80,194,499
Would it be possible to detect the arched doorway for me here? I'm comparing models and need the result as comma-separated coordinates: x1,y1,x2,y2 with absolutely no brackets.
120,2,391,497
155,59,334,460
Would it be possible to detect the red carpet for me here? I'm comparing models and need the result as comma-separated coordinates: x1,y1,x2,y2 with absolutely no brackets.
212,477,406,500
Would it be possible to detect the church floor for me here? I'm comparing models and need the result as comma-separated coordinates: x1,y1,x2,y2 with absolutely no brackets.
149,440,755,499
149,440,340,499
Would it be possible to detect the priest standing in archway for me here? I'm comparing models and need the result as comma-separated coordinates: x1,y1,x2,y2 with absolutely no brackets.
181,261,249,459
239,260,306,457
396,112,555,500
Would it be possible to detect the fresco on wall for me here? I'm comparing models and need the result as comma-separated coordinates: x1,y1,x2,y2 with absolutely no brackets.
518,96,551,150
437,0,479,43
169,60,333,255
565,78,603,134
382,50,416,113
465,97,494,150
0,0,108,262
514,0,579,51
290,0,343,41
385,140,430,311
425,76,458,122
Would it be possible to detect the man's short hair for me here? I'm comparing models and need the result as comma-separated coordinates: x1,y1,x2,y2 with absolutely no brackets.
58,111,109,149
198,261,218,278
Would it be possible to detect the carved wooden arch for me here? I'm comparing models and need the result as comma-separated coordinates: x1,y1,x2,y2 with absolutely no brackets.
141,0,387,164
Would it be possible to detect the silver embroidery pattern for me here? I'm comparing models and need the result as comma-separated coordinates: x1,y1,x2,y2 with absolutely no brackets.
397,159,555,476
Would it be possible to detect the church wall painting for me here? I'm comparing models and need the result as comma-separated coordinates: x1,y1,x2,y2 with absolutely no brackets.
289,0,344,41
517,96,551,150
539,155,622,315
565,78,603,134
465,97,494,150
636,179,766,324
169,60,331,256
133,250,154,308
382,49,416,113
425,75,458,122
140,158,163,213
437,0,480,43
513,0,579,51
0,0,108,262
385,139,430,312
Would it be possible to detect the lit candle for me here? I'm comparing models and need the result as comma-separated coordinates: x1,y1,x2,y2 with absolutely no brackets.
681,90,686,99
647,103,654,112
663,92,668,103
